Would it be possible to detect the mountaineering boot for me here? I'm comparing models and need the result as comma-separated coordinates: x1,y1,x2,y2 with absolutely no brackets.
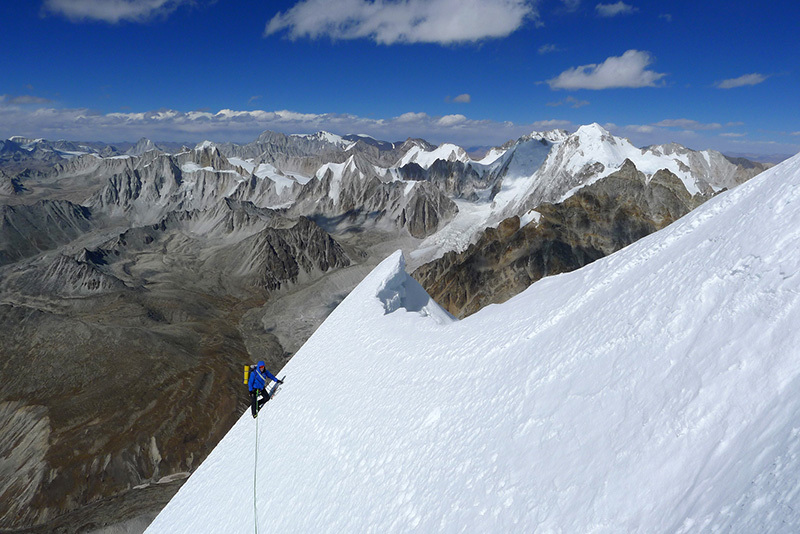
257,392,270,411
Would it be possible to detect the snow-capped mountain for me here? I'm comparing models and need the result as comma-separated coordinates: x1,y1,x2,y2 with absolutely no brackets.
148,152,800,533
410,123,769,263
397,142,471,168
0,125,776,532
414,159,707,318
492,123,760,211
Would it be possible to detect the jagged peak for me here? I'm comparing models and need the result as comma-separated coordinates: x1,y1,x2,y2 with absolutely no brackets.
194,140,215,151
399,137,436,152
521,129,570,144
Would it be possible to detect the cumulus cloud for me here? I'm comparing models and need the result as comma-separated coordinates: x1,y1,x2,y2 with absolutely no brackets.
547,50,666,90
595,1,637,17
626,124,654,134
42,0,192,23
396,111,429,123
451,94,471,103
264,0,537,44
0,101,577,147
716,73,768,89
437,114,468,126
654,119,723,131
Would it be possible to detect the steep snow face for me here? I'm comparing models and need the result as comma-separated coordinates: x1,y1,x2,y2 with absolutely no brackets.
149,153,800,533
397,142,471,169
315,156,359,206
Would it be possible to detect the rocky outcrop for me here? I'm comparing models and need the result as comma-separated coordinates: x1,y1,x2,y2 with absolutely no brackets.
0,169,24,195
220,217,352,292
1,253,127,297
397,158,490,200
0,200,95,265
89,147,252,224
414,160,708,317
398,181,460,238
82,198,352,299
0,402,51,529
126,137,164,156
289,154,458,238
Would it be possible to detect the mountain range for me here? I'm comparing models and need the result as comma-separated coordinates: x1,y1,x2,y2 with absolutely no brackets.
0,124,776,531
149,151,800,533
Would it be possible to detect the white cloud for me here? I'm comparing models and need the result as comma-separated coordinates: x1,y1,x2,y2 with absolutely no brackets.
264,0,537,44
654,119,723,131
0,102,575,147
547,50,666,90
546,95,589,108
627,124,654,134
537,43,561,54
659,13,672,22
720,133,746,138
595,1,637,17
452,94,471,103
437,114,468,126
396,112,429,123
43,0,191,23
716,73,768,89
2,101,794,158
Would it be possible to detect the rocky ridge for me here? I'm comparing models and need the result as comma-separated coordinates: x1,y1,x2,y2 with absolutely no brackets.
414,159,708,317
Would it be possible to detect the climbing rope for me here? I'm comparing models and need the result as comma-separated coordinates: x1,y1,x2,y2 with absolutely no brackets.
253,403,259,534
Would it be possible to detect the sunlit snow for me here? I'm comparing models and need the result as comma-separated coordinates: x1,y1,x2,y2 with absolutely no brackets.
148,153,800,533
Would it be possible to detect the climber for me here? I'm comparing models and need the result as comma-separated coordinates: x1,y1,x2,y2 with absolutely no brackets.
248,360,282,418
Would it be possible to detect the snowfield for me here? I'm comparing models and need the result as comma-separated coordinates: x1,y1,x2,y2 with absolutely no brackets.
148,153,800,533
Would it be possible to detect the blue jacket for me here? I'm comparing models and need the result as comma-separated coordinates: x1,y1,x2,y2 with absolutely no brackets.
248,361,278,391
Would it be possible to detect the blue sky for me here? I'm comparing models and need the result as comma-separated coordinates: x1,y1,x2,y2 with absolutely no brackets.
1,0,798,157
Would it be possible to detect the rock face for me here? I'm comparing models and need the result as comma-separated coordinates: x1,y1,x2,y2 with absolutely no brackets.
397,159,489,200
0,200,95,265
0,402,51,529
414,160,707,318
0,169,24,195
288,153,458,238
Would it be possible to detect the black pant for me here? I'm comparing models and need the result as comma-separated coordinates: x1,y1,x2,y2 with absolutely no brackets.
250,388,270,416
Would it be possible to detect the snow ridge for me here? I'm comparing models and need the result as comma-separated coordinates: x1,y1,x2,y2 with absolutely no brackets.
148,152,800,533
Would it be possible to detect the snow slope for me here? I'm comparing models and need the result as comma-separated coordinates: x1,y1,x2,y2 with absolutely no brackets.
148,153,800,533
398,143,471,169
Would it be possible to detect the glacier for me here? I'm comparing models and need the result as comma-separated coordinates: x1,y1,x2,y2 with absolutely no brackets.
147,153,800,533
